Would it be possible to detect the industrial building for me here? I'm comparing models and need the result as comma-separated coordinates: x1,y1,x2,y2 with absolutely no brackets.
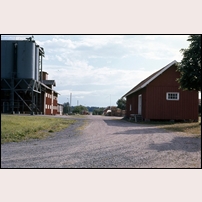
1,37,60,115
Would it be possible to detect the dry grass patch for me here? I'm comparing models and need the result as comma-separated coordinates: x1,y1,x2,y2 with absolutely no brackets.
1,114,76,144
142,117,201,138
157,122,201,137
76,119,89,131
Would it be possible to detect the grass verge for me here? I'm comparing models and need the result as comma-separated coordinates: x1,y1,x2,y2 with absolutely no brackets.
76,119,89,131
1,114,76,144
141,117,201,138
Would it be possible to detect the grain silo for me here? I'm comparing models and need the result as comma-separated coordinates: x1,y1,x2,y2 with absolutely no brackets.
17,40,36,80
35,45,39,81
1,37,45,114
1,41,14,79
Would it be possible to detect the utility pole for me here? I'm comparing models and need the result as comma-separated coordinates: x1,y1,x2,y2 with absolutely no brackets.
110,94,111,109
67,98,69,113
70,93,72,113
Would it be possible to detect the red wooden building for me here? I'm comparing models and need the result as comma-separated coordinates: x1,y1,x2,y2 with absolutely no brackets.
41,71,59,115
123,60,199,121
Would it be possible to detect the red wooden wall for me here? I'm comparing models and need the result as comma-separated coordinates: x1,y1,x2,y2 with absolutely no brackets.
126,64,198,121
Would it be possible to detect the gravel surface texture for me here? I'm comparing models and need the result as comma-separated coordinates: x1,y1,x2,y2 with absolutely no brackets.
1,115,201,168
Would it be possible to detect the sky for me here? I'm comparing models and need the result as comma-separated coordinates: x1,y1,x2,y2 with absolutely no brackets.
2,35,199,107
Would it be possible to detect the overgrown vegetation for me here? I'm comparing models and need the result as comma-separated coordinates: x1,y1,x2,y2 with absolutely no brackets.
1,115,76,144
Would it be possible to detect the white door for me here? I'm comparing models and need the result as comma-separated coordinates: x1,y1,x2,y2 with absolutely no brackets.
138,94,142,115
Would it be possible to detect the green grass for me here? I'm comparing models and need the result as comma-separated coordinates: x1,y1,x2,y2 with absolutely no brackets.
141,117,201,138
1,114,76,144
156,122,201,137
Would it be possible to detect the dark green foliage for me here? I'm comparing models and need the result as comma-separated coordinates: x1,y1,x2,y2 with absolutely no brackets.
177,35,201,91
72,105,88,114
116,98,126,110
92,107,105,115
63,102,70,114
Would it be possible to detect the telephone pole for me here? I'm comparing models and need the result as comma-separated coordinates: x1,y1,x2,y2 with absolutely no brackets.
70,93,72,113
110,94,111,109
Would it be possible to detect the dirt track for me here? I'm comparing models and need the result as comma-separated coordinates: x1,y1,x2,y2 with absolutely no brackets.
1,115,201,168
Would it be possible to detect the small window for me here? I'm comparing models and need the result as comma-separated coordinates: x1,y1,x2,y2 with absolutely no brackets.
130,104,132,111
166,92,179,100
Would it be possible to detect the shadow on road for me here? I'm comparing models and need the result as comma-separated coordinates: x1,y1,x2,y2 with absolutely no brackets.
104,119,171,135
104,119,152,128
148,136,201,152
112,127,170,135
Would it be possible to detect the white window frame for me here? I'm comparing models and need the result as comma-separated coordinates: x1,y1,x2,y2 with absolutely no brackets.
166,92,179,101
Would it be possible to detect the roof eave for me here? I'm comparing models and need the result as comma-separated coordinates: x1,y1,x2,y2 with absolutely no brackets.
141,60,177,89
122,60,178,98
122,86,142,98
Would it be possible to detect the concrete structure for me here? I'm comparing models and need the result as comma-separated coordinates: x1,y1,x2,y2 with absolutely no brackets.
123,61,199,121
1,37,59,115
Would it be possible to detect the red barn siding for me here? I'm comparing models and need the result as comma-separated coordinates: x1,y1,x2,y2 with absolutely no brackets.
146,88,198,120
125,63,198,121
126,88,146,117
46,108,51,115
149,65,179,87
145,65,198,121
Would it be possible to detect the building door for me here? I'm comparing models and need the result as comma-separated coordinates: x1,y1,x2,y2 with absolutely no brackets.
138,94,142,115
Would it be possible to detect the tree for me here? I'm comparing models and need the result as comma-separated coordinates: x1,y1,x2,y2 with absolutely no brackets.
116,98,126,110
63,102,70,114
92,107,105,115
72,105,87,114
177,35,201,91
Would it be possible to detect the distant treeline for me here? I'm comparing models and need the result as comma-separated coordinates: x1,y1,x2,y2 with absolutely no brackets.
63,102,105,115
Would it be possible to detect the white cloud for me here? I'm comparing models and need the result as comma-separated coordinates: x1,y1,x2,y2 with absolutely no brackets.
2,34,191,107
46,58,155,106
32,35,191,106
36,35,190,69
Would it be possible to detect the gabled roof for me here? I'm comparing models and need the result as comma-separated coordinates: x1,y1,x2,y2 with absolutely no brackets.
122,60,178,98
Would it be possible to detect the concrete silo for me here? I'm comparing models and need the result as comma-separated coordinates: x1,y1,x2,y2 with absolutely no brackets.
1,37,45,114
17,40,36,80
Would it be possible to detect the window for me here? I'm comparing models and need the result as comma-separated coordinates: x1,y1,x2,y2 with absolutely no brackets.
166,92,179,100
129,104,132,111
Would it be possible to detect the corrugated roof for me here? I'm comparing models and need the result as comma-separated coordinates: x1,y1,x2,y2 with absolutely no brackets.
122,60,178,98
42,80,56,87
40,81,59,95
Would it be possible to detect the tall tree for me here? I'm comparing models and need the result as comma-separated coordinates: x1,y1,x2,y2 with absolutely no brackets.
116,98,126,110
63,102,70,114
177,35,201,91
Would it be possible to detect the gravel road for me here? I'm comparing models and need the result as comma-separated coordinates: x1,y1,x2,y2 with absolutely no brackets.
1,115,201,168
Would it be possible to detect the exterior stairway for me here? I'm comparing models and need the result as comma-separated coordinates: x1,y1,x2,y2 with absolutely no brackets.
130,114,143,122
134,114,143,122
